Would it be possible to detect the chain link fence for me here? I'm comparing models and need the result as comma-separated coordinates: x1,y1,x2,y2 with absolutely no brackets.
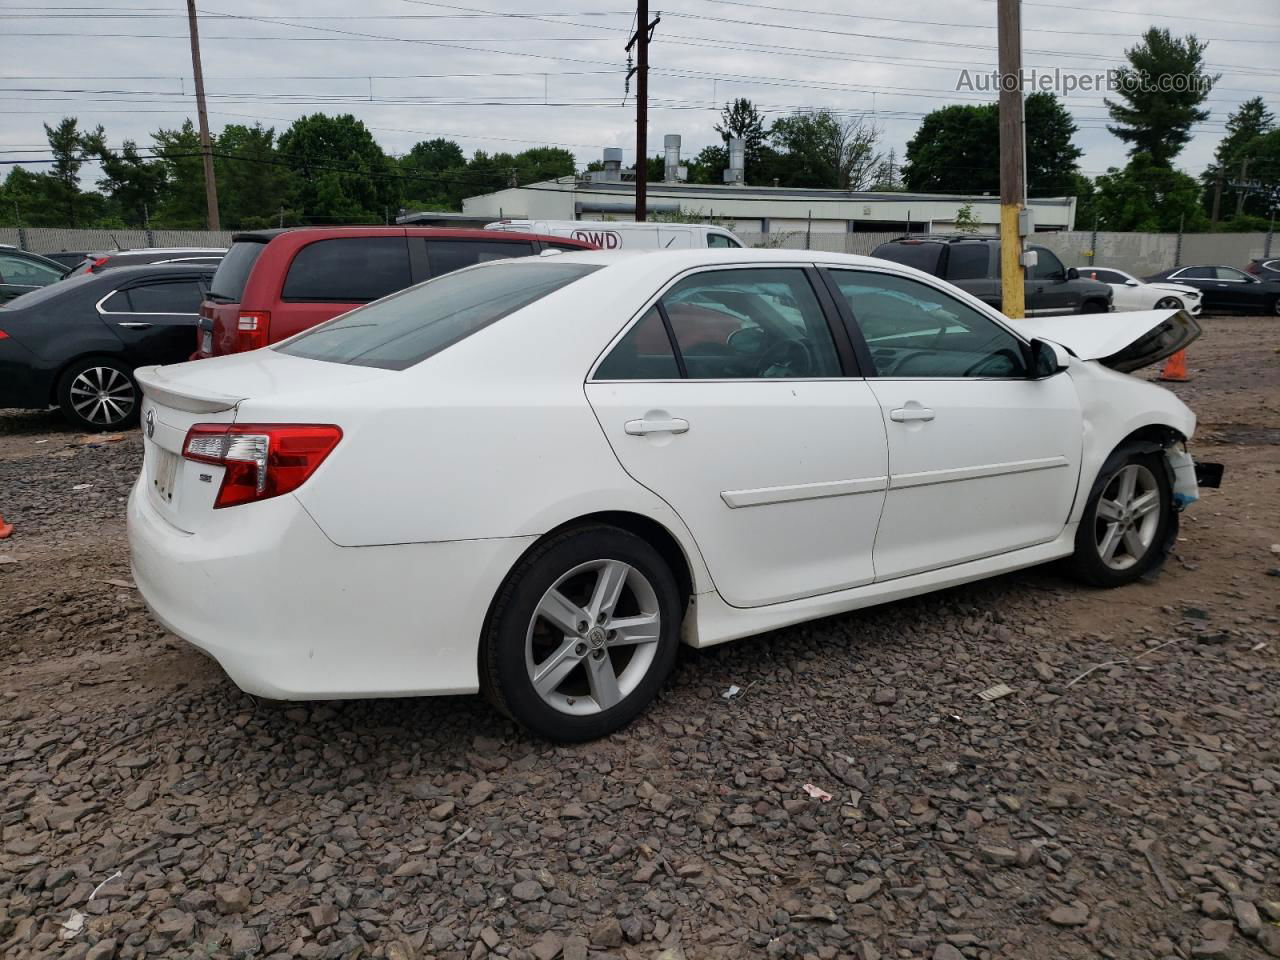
1,227,235,254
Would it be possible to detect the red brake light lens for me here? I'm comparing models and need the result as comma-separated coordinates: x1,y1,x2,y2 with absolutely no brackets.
0,330,9,340
182,423,342,508
89,256,110,272
236,310,270,352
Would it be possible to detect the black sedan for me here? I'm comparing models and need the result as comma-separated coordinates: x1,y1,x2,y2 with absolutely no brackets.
1144,264,1280,316
0,263,215,430
0,246,68,304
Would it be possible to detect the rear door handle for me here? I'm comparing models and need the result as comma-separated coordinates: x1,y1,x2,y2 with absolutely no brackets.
117,322,154,329
625,417,690,436
890,407,935,423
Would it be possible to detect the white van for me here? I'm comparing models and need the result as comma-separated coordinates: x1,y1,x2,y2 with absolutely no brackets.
485,219,744,250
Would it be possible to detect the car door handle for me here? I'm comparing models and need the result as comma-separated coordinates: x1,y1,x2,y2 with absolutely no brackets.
116,321,153,329
624,417,690,436
890,407,936,423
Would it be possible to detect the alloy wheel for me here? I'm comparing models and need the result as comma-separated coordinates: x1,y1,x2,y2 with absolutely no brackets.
1093,464,1161,571
1155,296,1182,310
69,366,135,427
524,559,661,716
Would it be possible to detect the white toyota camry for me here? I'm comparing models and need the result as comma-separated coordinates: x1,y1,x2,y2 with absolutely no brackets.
129,249,1215,742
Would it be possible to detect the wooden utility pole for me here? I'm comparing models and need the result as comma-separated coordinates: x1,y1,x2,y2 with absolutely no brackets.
185,0,220,230
1234,158,1252,218
996,0,1025,319
1210,167,1224,223
627,1,655,222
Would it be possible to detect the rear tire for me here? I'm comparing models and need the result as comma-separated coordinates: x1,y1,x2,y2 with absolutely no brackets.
481,525,681,742
1068,447,1172,587
57,357,138,431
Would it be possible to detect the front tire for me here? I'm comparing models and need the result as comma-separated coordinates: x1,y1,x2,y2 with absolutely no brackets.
1068,447,1172,587
482,525,681,742
1154,296,1183,311
57,357,138,430
1080,299,1108,314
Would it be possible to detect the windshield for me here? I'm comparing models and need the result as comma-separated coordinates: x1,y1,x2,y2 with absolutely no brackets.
208,240,266,301
276,260,601,370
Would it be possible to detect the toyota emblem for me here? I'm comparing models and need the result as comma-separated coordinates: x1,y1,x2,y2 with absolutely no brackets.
145,408,155,439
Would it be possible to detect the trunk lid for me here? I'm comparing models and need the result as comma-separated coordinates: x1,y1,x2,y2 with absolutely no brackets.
1006,308,1201,373
134,351,390,532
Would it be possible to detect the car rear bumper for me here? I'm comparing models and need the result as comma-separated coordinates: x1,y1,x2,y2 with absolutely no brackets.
127,477,534,699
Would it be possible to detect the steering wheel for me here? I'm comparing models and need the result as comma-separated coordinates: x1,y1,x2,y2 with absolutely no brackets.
756,337,814,377
963,348,1022,377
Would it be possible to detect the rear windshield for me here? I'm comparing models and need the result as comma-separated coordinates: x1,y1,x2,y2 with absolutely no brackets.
871,242,943,275
0,271,96,310
208,240,266,302
276,260,600,370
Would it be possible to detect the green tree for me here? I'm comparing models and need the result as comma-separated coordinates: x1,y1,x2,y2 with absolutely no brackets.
715,98,768,183
686,144,728,185
904,93,1081,195
277,113,397,223
43,117,91,225
151,120,207,228
769,110,843,188
1106,28,1218,167
84,129,167,228
216,123,295,228
1202,98,1276,220
952,202,981,233
1092,153,1208,232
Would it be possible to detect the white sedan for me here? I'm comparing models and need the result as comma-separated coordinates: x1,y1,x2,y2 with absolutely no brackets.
1077,266,1203,315
129,250,1212,742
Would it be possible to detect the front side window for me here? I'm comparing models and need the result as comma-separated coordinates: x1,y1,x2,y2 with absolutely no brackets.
830,269,1027,378
1083,268,1124,284
424,238,535,278
1176,267,1214,280
282,237,411,302
706,233,736,248
277,261,599,370
0,253,63,286
1029,247,1066,281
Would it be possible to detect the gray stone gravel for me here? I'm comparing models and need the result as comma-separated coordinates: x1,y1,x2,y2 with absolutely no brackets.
1,397,1277,960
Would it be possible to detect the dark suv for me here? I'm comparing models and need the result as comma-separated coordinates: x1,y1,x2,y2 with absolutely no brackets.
871,235,1112,316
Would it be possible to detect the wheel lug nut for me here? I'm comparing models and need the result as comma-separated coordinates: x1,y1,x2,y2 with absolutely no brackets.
575,643,586,656
607,630,616,640
592,649,605,660
577,621,588,633
597,613,606,624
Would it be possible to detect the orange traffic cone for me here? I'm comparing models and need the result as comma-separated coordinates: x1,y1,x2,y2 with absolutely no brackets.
1158,349,1189,382
0,513,11,539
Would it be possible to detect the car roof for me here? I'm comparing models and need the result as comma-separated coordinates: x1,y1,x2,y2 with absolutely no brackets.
229,226,590,246
89,262,218,281
104,247,226,256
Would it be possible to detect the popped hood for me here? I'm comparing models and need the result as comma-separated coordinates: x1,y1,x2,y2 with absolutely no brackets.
1006,309,1201,373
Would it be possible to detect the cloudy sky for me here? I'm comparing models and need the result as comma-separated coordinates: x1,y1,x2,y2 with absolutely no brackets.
2,0,1278,193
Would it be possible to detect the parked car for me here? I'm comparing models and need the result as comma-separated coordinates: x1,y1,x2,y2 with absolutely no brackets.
0,246,68,304
128,249,1213,742
66,247,226,277
195,227,594,358
1245,257,1280,281
871,235,1113,315
486,219,744,250
0,263,214,429
1144,265,1280,316
1077,266,1203,315
39,250,95,270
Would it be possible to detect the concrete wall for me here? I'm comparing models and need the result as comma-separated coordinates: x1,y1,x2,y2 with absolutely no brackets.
2,227,234,254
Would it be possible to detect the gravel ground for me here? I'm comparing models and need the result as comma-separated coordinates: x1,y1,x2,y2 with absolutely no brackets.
1,316,1277,960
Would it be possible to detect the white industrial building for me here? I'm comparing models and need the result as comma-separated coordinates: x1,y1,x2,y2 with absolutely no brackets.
451,142,1077,238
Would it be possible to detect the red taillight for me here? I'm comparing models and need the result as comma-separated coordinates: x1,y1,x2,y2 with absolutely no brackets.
0,330,9,340
89,256,110,272
182,423,342,508
236,310,270,352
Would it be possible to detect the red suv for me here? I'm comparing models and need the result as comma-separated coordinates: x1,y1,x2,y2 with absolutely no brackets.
195,227,594,358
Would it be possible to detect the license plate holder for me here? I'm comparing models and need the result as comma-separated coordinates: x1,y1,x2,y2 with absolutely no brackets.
152,447,180,503
201,331,213,355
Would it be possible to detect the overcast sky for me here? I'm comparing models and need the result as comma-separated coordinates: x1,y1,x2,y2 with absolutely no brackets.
2,0,1278,194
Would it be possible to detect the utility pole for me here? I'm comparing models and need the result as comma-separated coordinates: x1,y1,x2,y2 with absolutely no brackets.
1210,166,1224,223
627,2,658,222
185,0,220,230
1234,158,1252,218
996,0,1026,319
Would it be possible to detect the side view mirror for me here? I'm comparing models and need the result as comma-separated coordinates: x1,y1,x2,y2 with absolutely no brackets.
1124,279,1140,286
1029,338,1068,379
1066,267,1080,280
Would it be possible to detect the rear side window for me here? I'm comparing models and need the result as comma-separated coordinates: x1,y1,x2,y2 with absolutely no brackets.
871,242,942,275
945,244,989,281
1176,267,1214,280
423,238,534,278
283,237,411,302
277,261,600,370
123,280,204,313
593,307,679,380
210,240,267,301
